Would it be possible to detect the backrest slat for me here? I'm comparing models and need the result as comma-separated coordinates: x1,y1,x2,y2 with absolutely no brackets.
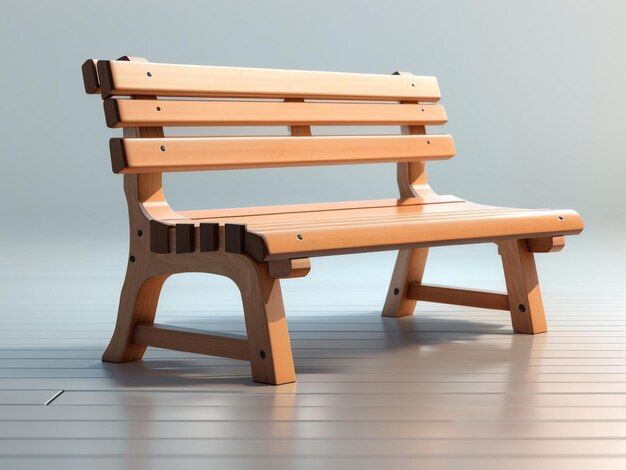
111,135,455,174
97,60,441,101
84,58,455,176
104,99,447,128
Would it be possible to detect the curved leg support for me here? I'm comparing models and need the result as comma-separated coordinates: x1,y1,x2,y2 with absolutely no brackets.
103,271,170,363
102,249,295,385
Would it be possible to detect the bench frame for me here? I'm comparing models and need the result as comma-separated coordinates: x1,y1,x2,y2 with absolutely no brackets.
85,57,573,385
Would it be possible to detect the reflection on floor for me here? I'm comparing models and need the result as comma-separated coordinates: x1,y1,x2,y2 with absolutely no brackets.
1,234,625,469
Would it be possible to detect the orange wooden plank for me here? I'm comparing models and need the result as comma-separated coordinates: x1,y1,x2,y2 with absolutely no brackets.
111,134,456,173
97,60,441,101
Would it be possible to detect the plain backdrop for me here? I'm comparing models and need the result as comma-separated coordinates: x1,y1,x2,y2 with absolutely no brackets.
1,0,624,248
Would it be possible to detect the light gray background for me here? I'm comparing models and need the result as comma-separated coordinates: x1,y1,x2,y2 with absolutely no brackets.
1,0,624,248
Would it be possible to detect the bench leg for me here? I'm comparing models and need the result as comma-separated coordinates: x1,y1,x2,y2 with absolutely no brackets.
382,248,429,317
239,260,295,385
103,250,295,384
497,239,547,334
103,270,170,363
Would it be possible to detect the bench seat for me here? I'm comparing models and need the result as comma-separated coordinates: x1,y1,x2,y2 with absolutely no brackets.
158,197,583,261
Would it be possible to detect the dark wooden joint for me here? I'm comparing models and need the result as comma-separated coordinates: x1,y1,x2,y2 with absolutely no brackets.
96,60,115,99
81,59,100,94
176,224,195,253
245,232,269,262
150,220,170,254
200,223,220,252
224,224,247,254
109,138,127,174
103,99,121,128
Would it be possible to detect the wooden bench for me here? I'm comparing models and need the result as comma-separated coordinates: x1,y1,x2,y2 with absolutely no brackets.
82,56,584,385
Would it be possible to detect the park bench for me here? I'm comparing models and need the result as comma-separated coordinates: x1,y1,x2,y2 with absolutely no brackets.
82,56,583,385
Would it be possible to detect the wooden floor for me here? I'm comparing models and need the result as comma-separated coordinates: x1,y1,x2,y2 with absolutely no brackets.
1,231,625,469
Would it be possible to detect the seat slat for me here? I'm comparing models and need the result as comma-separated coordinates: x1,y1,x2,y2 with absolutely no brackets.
111,135,455,173
243,209,584,261
104,99,448,128
185,205,531,233
177,196,464,221
97,60,441,101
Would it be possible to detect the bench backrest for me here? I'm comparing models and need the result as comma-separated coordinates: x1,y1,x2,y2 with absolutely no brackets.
82,57,455,176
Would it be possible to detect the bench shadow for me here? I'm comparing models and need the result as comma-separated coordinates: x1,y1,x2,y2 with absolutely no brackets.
98,310,534,389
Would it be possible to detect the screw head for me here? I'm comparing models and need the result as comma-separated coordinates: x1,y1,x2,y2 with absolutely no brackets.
259,350,266,359
129,255,136,263
558,216,564,221
156,106,161,111
160,145,166,152
296,234,304,240
146,72,152,77
518,304,526,313
393,288,400,295
137,230,143,237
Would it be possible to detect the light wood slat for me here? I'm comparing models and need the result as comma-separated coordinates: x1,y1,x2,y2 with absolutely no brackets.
97,60,441,101
179,206,522,237
111,134,455,173
132,324,249,361
248,209,583,260
178,196,463,221
104,99,448,127
528,235,566,252
407,283,510,310
243,207,526,230
268,258,311,279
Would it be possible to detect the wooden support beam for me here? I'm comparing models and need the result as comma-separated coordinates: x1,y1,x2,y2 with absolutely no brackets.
407,283,510,311
527,235,565,253
498,239,547,334
133,323,249,360
268,258,311,279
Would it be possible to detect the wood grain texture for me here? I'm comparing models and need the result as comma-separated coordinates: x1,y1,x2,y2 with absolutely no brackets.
268,258,311,279
111,134,456,173
104,98,448,127
382,248,429,318
244,208,583,261
407,283,510,310
528,235,566,253
133,324,249,360
178,196,462,221
97,60,441,101
498,239,547,334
